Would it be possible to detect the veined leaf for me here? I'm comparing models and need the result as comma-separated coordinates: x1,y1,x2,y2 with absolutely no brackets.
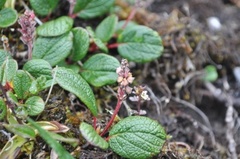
0,8,18,28
117,25,163,63
80,122,108,149
12,70,32,99
81,54,120,87
30,0,59,16
0,98,7,120
71,27,89,61
77,0,115,19
37,16,73,37
25,96,45,116
0,58,18,86
23,59,52,79
32,32,73,66
54,67,97,116
95,15,118,42
109,116,167,159
0,49,11,66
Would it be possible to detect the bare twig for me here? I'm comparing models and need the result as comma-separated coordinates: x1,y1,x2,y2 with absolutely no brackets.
225,99,238,159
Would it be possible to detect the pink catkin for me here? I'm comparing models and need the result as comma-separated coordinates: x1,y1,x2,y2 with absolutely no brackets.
18,10,36,59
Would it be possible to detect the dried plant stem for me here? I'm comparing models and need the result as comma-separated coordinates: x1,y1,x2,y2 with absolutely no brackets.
45,67,58,104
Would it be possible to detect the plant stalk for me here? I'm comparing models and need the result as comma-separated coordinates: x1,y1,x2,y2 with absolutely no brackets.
100,89,124,136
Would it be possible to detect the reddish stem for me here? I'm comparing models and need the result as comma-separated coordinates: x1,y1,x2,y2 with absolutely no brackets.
107,43,120,49
27,43,32,60
89,43,98,52
122,8,137,29
69,13,77,19
100,89,124,136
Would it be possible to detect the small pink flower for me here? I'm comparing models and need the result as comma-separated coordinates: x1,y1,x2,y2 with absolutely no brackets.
18,10,36,59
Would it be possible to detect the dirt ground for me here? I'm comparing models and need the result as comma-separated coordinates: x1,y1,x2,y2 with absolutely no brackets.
134,0,240,158
1,0,240,159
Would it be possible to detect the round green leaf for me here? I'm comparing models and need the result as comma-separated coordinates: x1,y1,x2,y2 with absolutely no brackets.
23,59,52,79
71,27,89,61
77,0,115,19
54,67,97,116
203,65,218,82
0,8,17,28
25,96,45,116
0,59,18,86
0,98,7,120
12,70,32,99
80,122,108,149
81,54,120,87
117,25,163,63
30,0,59,16
96,14,118,42
37,16,73,37
32,32,73,66
109,116,167,159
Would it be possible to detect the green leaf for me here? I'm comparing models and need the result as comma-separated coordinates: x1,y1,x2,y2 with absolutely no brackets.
0,98,7,120
0,58,18,86
71,27,89,61
115,20,137,34
57,60,80,73
117,25,163,63
4,124,36,138
48,132,78,147
80,122,108,149
0,8,18,28
25,96,45,116
23,59,52,79
203,65,218,82
12,70,32,99
93,38,108,53
81,54,120,87
109,116,166,159
96,15,118,42
0,135,27,159
37,16,73,37
27,118,74,159
0,0,6,9
74,0,92,13
54,67,97,116
77,0,115,19
30,0,59,16
0,49,11,66
29,76,48,94
32,32,73,66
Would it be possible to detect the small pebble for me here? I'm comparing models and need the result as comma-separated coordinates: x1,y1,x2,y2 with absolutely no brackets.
207,17,222,31
233,67,240,83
